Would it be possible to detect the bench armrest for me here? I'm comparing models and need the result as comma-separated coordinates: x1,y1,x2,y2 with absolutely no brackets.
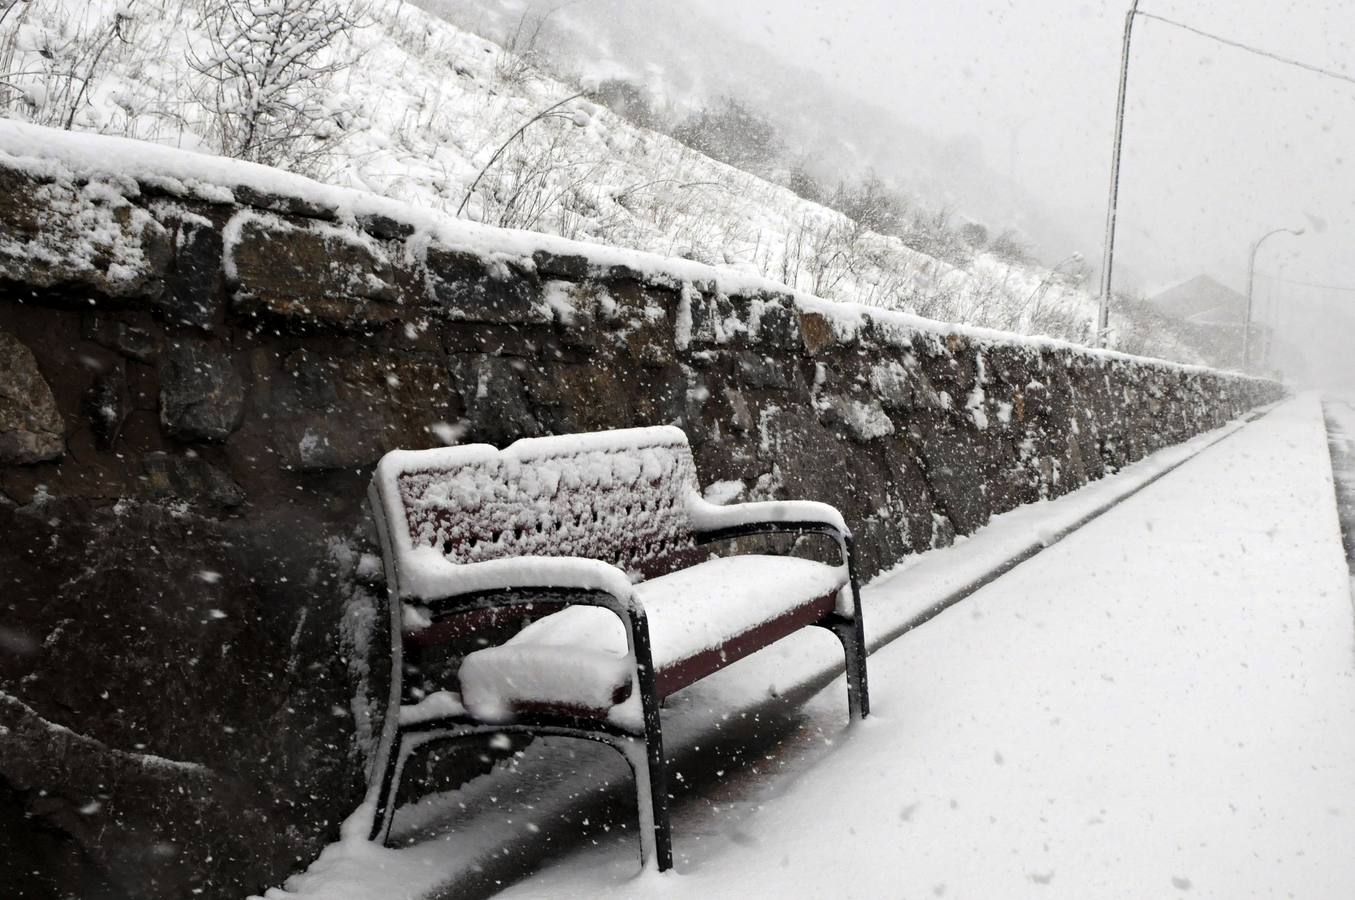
398,549,639,610
686,495,862,619
686,496,850,542
395,553,664,734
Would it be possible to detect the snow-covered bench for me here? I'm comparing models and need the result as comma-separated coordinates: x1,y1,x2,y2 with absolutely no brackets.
365,426,870,870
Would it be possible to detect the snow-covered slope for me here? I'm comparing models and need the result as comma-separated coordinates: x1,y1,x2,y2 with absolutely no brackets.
412,0,1088,263
0,0,1201,361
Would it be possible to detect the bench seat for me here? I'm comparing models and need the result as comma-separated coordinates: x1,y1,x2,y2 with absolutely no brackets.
459,555,847,720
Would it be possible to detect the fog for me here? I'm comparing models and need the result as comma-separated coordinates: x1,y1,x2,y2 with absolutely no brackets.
420,0,1355,386
701,0,1355,387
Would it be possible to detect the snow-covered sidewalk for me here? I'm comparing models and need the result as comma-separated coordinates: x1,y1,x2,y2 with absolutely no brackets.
265,395,1355,899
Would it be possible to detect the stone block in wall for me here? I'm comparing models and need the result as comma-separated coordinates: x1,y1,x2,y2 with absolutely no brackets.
142,452,245,510
799,310,837,356
868,357,943,412
725,389,755,434
624,326,676,367
934,341,981,401
279,349,341,412
82,363,129,450
263,352,453,471
83,313,161,363
276,417,388,471
533,362,643,436
736,351,792,390
756,406,848,505
156,206,225,330
0,169,170,301
687,290,733,347
876,435,945,553
742,293,799,352
1062,430,1089,487
442,322,552,358
0,329,64,464
908,420,997,536
357,212,416,242
532,249,593,281
226,211,402,331
425,247,549,324
538,279,602,354
451,355,541,447
232,183,338,221
159,339,246,443
824,395,896,443
0,691,235,900
590,280,679,366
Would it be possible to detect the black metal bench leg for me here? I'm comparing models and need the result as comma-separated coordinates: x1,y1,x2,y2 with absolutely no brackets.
840,536,871,720
819,612,870,721
615,605,673,871
636,666,674,872
369,728,405,844
640,715,673,871
837,615,871,720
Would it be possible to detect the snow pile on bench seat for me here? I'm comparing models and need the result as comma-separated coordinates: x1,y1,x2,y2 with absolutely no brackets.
459,555,847,720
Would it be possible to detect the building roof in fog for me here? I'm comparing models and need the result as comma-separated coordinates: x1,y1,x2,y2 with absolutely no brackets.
1148,275,1248,325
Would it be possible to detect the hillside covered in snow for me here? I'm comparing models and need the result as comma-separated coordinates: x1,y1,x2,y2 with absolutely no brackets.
0,0,1204,363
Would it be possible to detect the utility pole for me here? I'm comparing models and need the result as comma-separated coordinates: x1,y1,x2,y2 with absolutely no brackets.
1097,0,1141,347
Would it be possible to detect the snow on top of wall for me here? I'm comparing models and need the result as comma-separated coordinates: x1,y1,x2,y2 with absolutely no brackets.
0,118,1255,380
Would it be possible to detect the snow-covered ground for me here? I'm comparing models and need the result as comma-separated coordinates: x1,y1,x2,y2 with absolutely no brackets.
258,395,1355,899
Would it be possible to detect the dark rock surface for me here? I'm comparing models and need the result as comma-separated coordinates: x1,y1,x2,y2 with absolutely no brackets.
0,329,64,463
159,338,246,442
0,156,1285,899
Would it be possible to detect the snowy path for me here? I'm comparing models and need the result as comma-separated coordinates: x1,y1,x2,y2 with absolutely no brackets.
491,394,1355,899
263,395,1355,899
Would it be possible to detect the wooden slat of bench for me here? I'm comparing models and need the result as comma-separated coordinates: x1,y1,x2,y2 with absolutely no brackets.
654,590,838,699
443,590,839,719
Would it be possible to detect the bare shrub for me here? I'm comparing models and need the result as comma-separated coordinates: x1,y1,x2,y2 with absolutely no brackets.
829,171,907,236
989,229,1032,265
189,0,366,172
959,221,989,249
477,124,602,231
494,8,549,87
456,91,590,223
672,96,783,180
784,163,827,205
901,206,974,268
0,1,137,129
587,78,659,130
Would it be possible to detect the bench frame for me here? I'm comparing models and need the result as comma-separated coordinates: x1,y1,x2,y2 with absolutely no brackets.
363,437,870,871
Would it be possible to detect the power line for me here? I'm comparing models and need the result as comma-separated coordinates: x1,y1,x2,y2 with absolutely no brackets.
1254,272,1355,293
1137,11,1355,88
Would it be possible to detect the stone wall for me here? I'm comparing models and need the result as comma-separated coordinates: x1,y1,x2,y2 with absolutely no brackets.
0,146,1283,898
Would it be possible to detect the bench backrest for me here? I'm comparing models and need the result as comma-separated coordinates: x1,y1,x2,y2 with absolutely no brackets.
371,426,703,599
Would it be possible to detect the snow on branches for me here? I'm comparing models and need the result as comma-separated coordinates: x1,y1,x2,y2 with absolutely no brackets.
189,0,367,172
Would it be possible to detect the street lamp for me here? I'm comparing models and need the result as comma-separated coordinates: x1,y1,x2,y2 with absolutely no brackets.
1242,226,1304,372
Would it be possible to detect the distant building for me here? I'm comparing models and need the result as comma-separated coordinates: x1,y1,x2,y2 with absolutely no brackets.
1147,275,1269,371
